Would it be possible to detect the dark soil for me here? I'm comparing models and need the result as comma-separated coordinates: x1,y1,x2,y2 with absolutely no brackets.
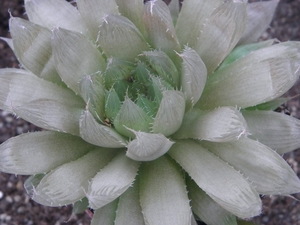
0,0,300,225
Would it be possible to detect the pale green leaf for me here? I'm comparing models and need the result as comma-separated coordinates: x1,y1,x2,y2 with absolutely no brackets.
9,18,62,84
175,0,222,47
168,140,261,219
105,88,122,121
179,47,207,109
115,0,144,34
88,152,140,209
98,14,149,62
152,90,185,136
140,155,192,225
73,198,89,214
187,177,237,225
197,42,300,109
14,99,82,135
126,131,174,161
80,74,106,122
201,138,300,195
51,28,106,94
115,179,145,225
168,0,180,26
0,37,14,50
194,0,247,74
238,0,279,45
77,0,119,41
242,110,300,154
79,110,127,148
91,200,118,225
114,97,153,138
141,50,180,87
32,148,118,206
0,131,94,175
25,0,87,35
0,68,85,113
143,0,181,57
173,107,248,142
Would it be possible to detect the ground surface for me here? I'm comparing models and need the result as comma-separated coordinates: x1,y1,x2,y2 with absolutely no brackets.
0,0,300,225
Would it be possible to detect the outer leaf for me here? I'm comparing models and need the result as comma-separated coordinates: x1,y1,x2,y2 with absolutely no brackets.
168,140,261,219
238,0,279,44
242,110,300,154
201,138,300,195
79,110,127,148
25,0,87,34
87,152,140,209
73,198,89,214
51,28,106,94
0,131,94,175
114,97,153,138
173,107,248,142
9,18,61,84
140,155,192,225
194,0,247,74
14,99,82,136
175,0,222,47
197,42,300,109
91,200,118,225
168,0,180,26
115,0,145,34
126,130,174,161
115,179,145,225
143,0,181,57
98,14,149,62
77,0,119,41
32,149,118,206
0,68,84,113
179,47,207,109
152,90,185,136
187,177,237,225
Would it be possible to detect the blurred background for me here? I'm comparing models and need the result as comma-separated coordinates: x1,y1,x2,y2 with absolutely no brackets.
0,0,300,224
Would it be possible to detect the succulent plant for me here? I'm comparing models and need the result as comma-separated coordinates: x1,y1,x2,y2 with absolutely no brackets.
1,0,300,224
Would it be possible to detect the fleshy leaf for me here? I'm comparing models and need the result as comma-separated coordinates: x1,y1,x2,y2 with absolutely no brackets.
14,99,82,135
31,149,118,206
179,47,207,109
114,97,153,138
168,0,180,26
175,0,222,47
114,180,145,225
25,0,87,34
87,152,140,209
168,140,261,219
201,138,300,195
242,110,300,154
73,198,89,214
77,0,119,41
143,0,181,57
97,14,149,62
80,74,106,122
141,50,180,87
140,155,192,225
194,0,247,74
187,177,237,225
238,0,279,45
0,131,94,175
0,37,14,50
51,28,106,94
115,0,145,34
105,88,122,121
0,68,85,113
79,110,127,148
197,42,300,109
91,200,118,225
152,90,185,136
219,39,276,70
126,130,174,161
9,18,61,84
173,107,248,142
